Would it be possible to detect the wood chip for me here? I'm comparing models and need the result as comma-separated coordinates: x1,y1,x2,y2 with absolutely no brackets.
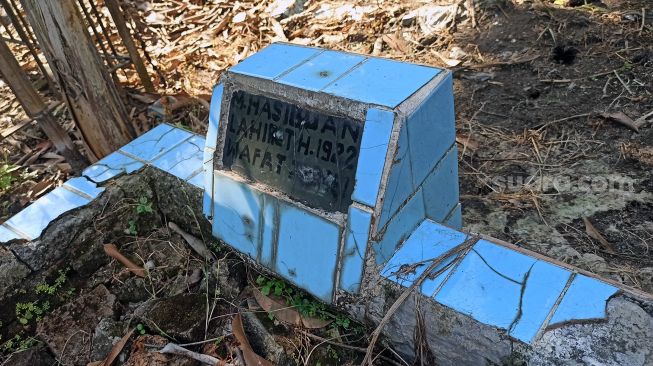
583,217,615,253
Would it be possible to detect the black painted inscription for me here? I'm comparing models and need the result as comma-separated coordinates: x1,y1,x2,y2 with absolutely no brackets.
223,90,362,212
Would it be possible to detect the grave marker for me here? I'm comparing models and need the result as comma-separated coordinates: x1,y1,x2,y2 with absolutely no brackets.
204,43,460,302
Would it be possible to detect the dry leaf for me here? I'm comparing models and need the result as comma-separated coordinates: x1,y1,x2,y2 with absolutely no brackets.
232,314,273,366
100,328,135,366
251,286,332,329
583,217,615,253
168,222,213,260
599,111,640,132
382,32,409,54
103,243,146,278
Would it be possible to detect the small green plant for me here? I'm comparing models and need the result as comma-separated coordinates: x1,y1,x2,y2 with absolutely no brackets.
16,267,72,325
1,333,37,353
255,275,355,330
15,301,50,325
127,220,138,235
136,197,153,214
0,164,18,192
136,323,147,335
35,268,69,295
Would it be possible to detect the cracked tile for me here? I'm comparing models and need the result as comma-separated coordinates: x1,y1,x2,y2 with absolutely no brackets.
547,274,618,327
119,123,193,162
351,108,394,207
151,135,204,180
63,177,105,199
0,225,20,242
3,186,91,240
339,206,372,293
382,219,469,297
434,240,571,343
83,152,144,183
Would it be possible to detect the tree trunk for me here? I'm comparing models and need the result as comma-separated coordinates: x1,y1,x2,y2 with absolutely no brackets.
20,0,135,160
0,36,87,172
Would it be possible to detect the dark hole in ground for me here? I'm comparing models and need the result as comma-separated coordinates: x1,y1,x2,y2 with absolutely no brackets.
552,45,579,65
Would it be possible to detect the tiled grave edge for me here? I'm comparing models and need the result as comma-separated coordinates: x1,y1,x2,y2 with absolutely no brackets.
0,123,205,243
0,122,650,365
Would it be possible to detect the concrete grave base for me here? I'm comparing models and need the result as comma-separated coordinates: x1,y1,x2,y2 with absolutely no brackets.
0,125,651,365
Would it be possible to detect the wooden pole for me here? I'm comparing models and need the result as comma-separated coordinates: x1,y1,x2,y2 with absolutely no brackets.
0,0,55,92
104,0,155,93
0,37,87,172
20,0,135,160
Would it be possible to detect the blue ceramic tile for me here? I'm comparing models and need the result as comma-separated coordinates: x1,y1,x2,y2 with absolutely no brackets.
278,50,365,91
120,123,193,162
259,195,278,268
276,205,341,302
548,274,618,327
376,123,414,232
351,108,394,207
406,73,456,187
421,145,459,223
339,206,372,293
202,159,214,219
4,186,90,239
186,171,203,188
229,43,321,80
83,152,144,183
434,240,571,343
206,84,224,150
63,177,105,200
373,188,425,266
443,203,462,229
382,219,469,296
212,172,262,259
0,224,20,242
509,261,571,343
323,57,440,108
151,135,204,180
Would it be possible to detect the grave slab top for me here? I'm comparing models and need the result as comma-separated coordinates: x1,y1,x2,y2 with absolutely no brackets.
228,43,442,108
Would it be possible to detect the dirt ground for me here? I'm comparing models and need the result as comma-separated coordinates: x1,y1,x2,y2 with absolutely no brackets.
1,1,652,289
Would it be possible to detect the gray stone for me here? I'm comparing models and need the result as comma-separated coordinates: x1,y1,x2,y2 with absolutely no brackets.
134,293,206,342
3,344,56,365
90,318,126,361
0,247,30,298
525,295,653,366
37,284,117,366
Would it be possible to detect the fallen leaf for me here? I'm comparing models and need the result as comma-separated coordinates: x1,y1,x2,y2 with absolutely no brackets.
100,328,135,366
599,111,640,132
583,217,615,253
251,286,332,329
103,243,147,278
232,314,273,366
168,222,214,260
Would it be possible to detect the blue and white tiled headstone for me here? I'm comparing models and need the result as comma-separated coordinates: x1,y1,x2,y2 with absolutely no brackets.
203,43,460,302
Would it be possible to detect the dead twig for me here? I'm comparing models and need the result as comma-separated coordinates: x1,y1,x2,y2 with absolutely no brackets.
159,343,232,365
361,236,479,365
